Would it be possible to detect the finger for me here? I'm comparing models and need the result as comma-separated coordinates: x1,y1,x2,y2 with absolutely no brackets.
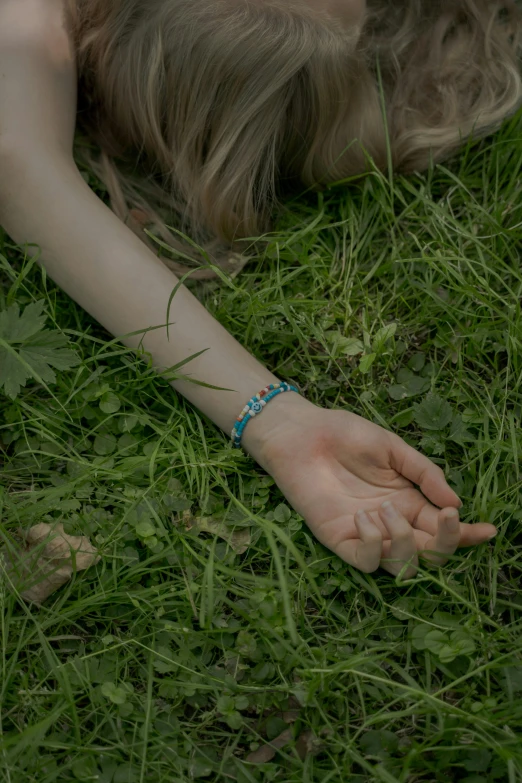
378,501,418,579
414,504,498,545
389,434,462,509
420,507,462,566
334,510,382,573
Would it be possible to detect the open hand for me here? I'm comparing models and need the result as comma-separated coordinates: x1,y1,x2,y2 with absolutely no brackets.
246,398,496,578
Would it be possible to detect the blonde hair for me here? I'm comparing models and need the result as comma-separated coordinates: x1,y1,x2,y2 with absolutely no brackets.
72,0,522,274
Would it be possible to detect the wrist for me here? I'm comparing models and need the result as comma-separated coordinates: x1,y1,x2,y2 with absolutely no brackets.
240,391,316,466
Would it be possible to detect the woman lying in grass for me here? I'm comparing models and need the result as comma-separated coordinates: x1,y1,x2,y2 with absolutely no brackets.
0,0,519,578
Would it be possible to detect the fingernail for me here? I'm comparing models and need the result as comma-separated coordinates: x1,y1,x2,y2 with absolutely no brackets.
355,510,374,528
381,501,397,519
448,517,460,531
488,529,498,539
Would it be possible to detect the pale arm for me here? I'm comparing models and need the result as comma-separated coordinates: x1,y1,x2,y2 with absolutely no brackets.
0,0,498,577
0,0,310,447
0,154,311,439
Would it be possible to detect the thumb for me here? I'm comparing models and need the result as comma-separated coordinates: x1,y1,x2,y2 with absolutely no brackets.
388,433,462,510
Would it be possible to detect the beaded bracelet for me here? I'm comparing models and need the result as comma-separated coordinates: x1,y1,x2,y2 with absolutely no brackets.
231,382,299,448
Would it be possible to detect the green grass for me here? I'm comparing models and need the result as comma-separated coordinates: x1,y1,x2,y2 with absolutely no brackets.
1,112,522,783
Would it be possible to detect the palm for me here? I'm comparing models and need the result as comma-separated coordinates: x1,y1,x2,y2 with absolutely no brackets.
263,410,496,576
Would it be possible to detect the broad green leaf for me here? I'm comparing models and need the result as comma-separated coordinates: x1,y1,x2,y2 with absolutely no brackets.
0,349,35,399
420,435,446,455
102,635,115,646
135,521,156,538
118,414,139,433
154,714,180,736
273,503,292,524
0,300,47,342
98,757,119,783
449,630,476,657
438,644,457,663
360,729,399,758
101,682,128,705
99,392,121,414
372,323,397,353
341,338,365,356
217,695,235,713
414,394,453,430
324,331,364,356
167,477,184,493
0,302,80,399
463,749,492,773
259,598,278,619
113,763,140,783
449,414,474,444
153,646,176,673
266,716,288,740
411,624,432,650
189,759,213,779
391,409,415,427
432,611,464,628
23,332,79,371
251,661,275,681
359,353,376,373
236,630,257,658
408,352,426,372
424,630,448,655
388,372,430,400
118,434,138,453
225,711,243,730
168,497,192,512
72,756,98,780
93,433,117,456
222,508,254,528
389,597,416,621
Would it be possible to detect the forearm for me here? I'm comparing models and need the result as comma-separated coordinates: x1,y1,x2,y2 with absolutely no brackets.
0,0,311,459
0,152,299,439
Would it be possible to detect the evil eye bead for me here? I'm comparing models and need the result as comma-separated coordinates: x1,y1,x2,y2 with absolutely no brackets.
231,381,299,448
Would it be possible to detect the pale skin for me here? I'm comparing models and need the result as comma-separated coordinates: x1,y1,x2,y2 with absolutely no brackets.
0,0,497,579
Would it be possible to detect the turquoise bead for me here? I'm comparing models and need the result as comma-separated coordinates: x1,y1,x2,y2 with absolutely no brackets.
231,382,299,448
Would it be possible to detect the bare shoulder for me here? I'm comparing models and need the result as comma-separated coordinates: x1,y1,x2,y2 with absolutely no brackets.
0,0,73,50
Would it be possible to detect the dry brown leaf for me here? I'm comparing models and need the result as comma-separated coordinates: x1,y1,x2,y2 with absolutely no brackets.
181,512,251,554
129,208,151,227
1,523,100,604
246,729,293,764
246,745,277,765
282,710,301,724
295,730,322,761
245,724,321,764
